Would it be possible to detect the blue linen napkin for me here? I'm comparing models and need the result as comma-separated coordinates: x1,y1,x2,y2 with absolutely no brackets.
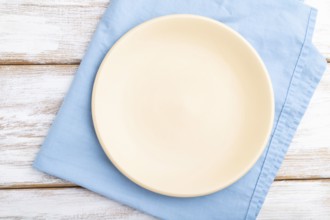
34,0,327,219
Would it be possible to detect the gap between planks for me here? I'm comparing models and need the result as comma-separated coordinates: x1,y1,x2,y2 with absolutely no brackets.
2,61,330,65
0,58,328,66
0,62,81,66
2,178,330,190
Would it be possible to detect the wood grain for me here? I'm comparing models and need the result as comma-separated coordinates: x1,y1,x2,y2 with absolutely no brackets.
0,0,108,64
0,180,329,219
0,187,155,220
1,64,329,187
0,65,75,187
0,0,328,65
259,180,330,219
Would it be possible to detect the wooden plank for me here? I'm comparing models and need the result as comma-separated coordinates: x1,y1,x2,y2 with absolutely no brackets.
1,65,330,187
1,64,330,187
0,0,329,64
258,180,330,219
0,187,155,220
0,65,75,187
0,180,329,219
0,0,108,64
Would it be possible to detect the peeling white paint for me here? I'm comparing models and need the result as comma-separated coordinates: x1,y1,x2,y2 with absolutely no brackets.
0,15,60,54
0,0,108,6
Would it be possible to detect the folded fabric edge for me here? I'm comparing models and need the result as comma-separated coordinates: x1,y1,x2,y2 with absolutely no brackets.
33,153,161,219
245,8,327,220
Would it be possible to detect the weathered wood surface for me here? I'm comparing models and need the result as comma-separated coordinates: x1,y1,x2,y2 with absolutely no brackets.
0,0,108,64
1,65,329,188
0,65,76,188
0,187,155,220
0,181,329,219
259,180,330,219
0,0,329,65
1,0,330,219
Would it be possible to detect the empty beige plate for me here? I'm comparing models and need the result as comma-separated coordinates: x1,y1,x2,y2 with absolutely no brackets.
92,15,274,197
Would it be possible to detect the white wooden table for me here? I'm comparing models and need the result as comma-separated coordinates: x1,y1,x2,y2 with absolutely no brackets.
0,0,329,219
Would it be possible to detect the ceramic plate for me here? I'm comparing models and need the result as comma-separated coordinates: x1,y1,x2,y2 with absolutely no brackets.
92,15,274,197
